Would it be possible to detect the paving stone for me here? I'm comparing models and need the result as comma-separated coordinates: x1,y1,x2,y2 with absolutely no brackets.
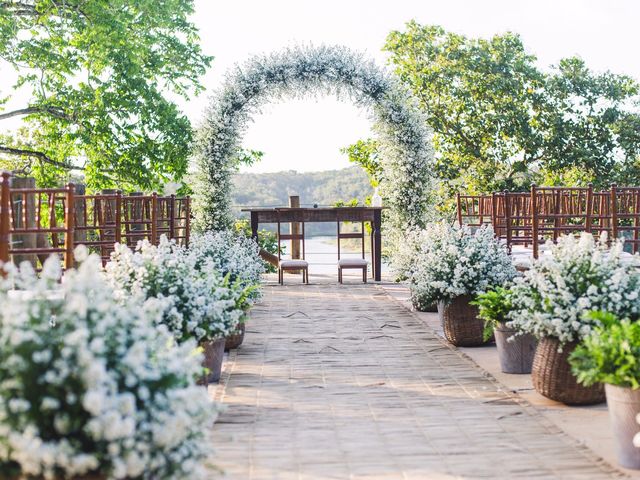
212,283,626,479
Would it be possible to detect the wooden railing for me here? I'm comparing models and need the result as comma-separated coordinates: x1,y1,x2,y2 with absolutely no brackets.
0,172,190,269
457,185,640,257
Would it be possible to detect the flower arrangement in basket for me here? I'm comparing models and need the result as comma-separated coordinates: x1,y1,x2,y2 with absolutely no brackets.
105,236,252,382
0,250,217,479
409,223,516,346
508,233,640,404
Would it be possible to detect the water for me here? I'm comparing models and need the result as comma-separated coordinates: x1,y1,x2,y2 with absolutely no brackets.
283,235,389,276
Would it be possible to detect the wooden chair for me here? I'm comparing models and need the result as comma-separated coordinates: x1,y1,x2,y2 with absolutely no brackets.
337,208,368,283
611,185,640,253
502,192,534,253
456,193,493,228
276,209,309,285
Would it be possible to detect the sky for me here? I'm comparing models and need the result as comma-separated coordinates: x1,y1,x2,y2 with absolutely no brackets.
2,0,640,175
184,0,640,174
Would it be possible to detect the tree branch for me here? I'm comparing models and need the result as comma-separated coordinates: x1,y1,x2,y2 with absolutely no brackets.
0,145,85,171
0,106,71,122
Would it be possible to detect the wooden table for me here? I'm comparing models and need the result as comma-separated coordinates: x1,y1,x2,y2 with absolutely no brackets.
242,207,384,281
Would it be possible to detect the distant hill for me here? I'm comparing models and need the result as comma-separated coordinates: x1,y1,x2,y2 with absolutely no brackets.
232,166,372,235
232,166,372,211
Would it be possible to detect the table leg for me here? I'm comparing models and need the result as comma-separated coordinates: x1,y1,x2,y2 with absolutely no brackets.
250,212,258,241
373,209,382,282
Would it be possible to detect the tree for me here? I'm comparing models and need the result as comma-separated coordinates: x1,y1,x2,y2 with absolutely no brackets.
0,0,211,189
382,21,640,196
340,138,382,187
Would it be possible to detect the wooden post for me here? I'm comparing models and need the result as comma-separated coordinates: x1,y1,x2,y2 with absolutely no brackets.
505,191,513,254
289,195,301,273
0,172,11,270
127,192,144,246
531,185,539,259
73,184,87,246
289,195,300,259
151,192,158,245
611,184,618,244
64,183,75,269
373,208,382,281
100,189,118,258
184,196,190,247
169,194,176,240
10,176,37,267
114,191,122,244
456,192,463,226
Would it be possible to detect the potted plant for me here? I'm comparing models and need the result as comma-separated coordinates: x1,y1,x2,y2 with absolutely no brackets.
509,233,640,405
409,223,516,346
189,230,264,350
473,287,537,373
570,312,640,469
106,237,247,384
0,250,218,479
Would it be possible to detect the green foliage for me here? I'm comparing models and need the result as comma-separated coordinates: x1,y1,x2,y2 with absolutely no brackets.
234,148,264,168
383,22,640,196
341,138,382,187
0,0,211,189
570,312,640,388
334,198,360,207
471,287,513,341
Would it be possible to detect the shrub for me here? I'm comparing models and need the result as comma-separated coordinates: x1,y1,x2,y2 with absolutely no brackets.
105,237,245,343
234,218,279,273
409,223,516,305
189,229,264,306
508,233,640,344
472,286,514,341
0,250,217,479
570,311,640,388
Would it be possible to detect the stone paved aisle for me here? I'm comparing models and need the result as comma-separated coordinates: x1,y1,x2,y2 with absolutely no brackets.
212,283,624,479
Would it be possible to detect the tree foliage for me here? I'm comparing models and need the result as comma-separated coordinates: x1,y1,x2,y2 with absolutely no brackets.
381,22,640,196
340,138,381,186
0,0,211,189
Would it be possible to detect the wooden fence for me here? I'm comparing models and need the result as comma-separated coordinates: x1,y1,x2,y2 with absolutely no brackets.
0,172,190,270
457,184,640,257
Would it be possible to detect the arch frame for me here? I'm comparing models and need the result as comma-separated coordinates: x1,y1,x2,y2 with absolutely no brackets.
193,45,434,247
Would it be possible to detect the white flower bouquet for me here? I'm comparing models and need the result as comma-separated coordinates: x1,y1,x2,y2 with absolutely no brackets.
409,223,516,305
105,237,245,343
0,251,217,479
508,233,640,344
188,230,264,308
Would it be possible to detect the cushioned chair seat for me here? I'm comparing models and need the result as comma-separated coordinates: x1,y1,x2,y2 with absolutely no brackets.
279,259,309,268
338,258,368,267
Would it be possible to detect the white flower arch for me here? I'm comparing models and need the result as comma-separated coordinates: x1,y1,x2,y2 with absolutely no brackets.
193,45,434,245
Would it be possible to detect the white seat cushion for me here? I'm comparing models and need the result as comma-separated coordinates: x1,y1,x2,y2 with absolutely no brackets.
338,258,368,267
279,259,309,268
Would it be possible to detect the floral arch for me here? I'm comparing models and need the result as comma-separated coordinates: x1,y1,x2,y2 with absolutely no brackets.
192,45,434,245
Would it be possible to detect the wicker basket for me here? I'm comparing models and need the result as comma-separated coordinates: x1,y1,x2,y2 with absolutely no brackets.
441,295,485,347
531,337,605,405
225,322,246,351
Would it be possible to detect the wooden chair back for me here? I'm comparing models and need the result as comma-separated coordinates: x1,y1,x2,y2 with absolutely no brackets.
611,185,640,253
532,185,593,241
456,194,493,228
336,208,366,261
276,209,306,261
8,185,74,269
502,192,533,251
